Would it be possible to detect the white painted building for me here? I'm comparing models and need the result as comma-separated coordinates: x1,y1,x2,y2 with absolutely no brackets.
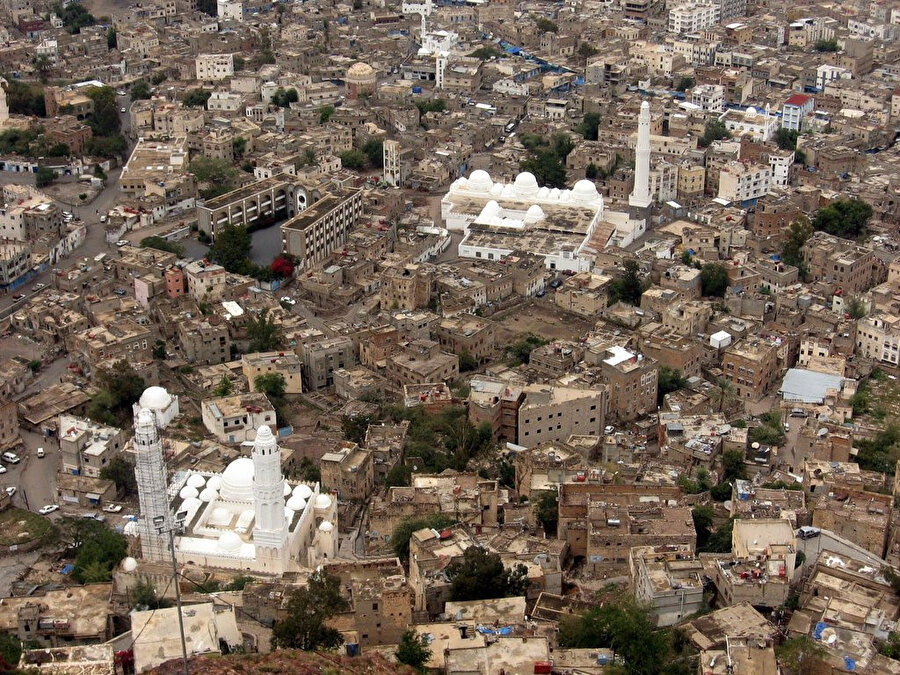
668,3,720,34
691,84,725,112
816,64,851,90
718,106,778,142
781,93,814,131
196,53,234,82
216,0,242,21
717,161,771,204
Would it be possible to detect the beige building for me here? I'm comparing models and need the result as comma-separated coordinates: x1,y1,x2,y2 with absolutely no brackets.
241,352,303,394
553,273,613,317
196,53,234,81
432,315,495,364
598,346,658,423
178,316,231,366
518,385,607,448
301,336,356,391
631,545,704,627
812,490,891,558
801,232,875,295
386,340,458,390
0,398,19,450
200,392,277,443
381,264,434,310
320,442,375,502
71,320,154,373
721,338,779,401
185,260,228,302
59,415,125,478
855,313,900,367
281,189,363,271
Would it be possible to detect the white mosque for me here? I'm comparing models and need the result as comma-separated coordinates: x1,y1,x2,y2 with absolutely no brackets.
129,386,337,575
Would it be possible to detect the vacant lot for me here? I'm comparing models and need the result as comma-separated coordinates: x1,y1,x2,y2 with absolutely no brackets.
866,371,900,421
0,508,54,548
495,299,594,346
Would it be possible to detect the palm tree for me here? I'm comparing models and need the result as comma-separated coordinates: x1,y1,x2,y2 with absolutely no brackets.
79,560,111,583
712,376,736,413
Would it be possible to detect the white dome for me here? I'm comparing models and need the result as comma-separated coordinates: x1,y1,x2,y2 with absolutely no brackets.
745,106,757,118
283,483,292,497
179,485,199,500
182,496,202,513
206,475,223,491
292,484,313,500
208,506,232,527
187,474,206,489
467,169,493,193
286,495,307,511
198,487,218,502
217,531,243,554
514,171,539,197
284,507,295,519
139,386,172,411
314,493,332,510
122,556,138,572
220,457,255,501
318,520,334,533
481,199,502,219
524,204,545,223
572,179,599,201
123,521,138,536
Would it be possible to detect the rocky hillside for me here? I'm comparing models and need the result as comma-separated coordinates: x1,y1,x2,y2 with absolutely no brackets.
149,650,418,675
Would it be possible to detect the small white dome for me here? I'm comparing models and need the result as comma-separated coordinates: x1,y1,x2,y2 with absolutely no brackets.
220,457,254,501
217,531,243,554
283,483,292,497
139,386,172,411
745,106,757,118
198,487,218,502
208,506,232,527
284,507,295,519
314,493,332,510
572,179,599,201
513,171,539,196
124,521,138,536
122,557,138,572
186,474,206,489
481,200,502,219
286,495,307,511
318,520,334,533
524,204,545,223
206,475,223,491
179,485,199,500
182,497,202,513
292,484,313,500
467,169,493,193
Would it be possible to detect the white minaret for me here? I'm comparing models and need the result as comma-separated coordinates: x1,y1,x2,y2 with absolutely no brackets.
383,139,401,187
251,425,287,555
134,408,171,562
629,100,652,211
436,52,448,90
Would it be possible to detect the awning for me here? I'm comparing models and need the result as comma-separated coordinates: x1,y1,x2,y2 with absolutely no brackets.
86,493,101,500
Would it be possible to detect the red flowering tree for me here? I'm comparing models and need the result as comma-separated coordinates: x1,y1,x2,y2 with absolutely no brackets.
271,255,295,279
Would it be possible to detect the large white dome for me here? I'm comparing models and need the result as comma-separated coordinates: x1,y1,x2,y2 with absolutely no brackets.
139,386,172,411
186,474,206,489
220,457,255,501
468,169,493,193
314,493,332,510
206,476,223,491
286,495,307,511
198,487,218,502
217,531,243,554
122,557,138,572
524,204,545,223
514,171,539,197
293,484,313,500
179,485,199,500
572,179,599,201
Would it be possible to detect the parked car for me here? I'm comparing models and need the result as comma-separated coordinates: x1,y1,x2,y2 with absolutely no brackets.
102,504,123,513
2,452,20,464
11,293,24,300
280,296,296,306
535,289,546,297
0,466,6,474
4,487,15,497
549,278,563,289
116,240,129,247
32,283,45,292
36,447,45,458
38,504,59,515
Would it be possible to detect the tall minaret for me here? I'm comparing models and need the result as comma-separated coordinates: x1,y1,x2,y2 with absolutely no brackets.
629,100,652,212
134,408,171,562
252,426,287,557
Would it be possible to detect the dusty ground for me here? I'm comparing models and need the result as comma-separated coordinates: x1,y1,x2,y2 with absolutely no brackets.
494,298,595,346
150,650,419,675
866,371,900,420
0,334,46,362
41,180,101,207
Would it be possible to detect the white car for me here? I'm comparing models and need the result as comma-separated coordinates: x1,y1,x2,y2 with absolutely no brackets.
4,487,15,497
116,90,126,96
102,504,123,513
36,447,45,458
280,296,296,306
116,240,129,247
120,107,127,113
0,466,6,474
38,505,59,515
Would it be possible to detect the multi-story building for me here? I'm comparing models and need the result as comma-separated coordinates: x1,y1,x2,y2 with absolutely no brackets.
58,414,125,478
386,339,458,390
518,384,607,448
281,189,363,271
598,346,658,423
721,338,779,401
812,490,892,558
320,442,375,502
631,545,705,627
0,398,18,450
242,352,303,394
432,316,495,364
781,94,814,132
691,84,725,112
381,264,434,311
71,320,155,373
668,3,720,34
301,336,356,391
856,313,900,367
184,260,227,302
801,232,875,295
0,242,31,288
468,377,526,443
195,53,234,81
200,392,277,443
717,161,771,205
177,316,231,366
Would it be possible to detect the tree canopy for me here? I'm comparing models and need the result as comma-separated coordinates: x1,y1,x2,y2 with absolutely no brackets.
446,546,528,602
100,457,138,497
140,236,184,257
781,217,813,278
182,89,212,108
58,517,128,583
534,490,559,536
391,514,456,562
396,630,431,671
700,262,729,297
608,259,646,306
188,157,238,199
519,132,574,189
246,309,284,353
658,366,689,406
270,87,298,108
86,360,145,426
575,112,601,141
271,570,348,650
130,80,151,100
698,118,730,147
811,198,872,239
207,223,252,273
85,86,120,136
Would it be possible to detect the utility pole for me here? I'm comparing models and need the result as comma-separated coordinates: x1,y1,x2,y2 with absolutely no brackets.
154,512,189,675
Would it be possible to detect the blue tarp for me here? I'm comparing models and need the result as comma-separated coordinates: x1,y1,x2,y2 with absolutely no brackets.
844,657,856,671
814,622,828,640
60,564,75,575
476,626,512,636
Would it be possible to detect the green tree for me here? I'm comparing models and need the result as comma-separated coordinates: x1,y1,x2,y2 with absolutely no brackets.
254,372,286,400
86,360,145,426
846,295,868,320
319,105,335,123
396,630,431,671
608,259,645,306
721,449,747,481
812,198,872,239
658,366,689,406
535,17,558,32
520,149,567,188
385,463,412,487
132,578,172,609
777,636,826,674
711,376,735,413
505,333,547,365
700,262,729,297
270,87,299,107
213,375,233,397
4,79,46,116
362,138,384,168
140,236,184,256
781,217,813,278
342,413,378,445
106,27,117,49
85,133,127,159
53,2,96,33
47,142,70,156
698,118,730,147
458,349,478,372
691,505,715,549
188,157,238,198
151,71,168,85
469,46,503,60
100,456,138,497
814,38,839,52
246,309,283,353
578,42,598,60
85,86,120,136
207,223,251,273
446,546,528,602
774,128,800,151
232,136,247,159
575,112,601,141
182,89,211,108
675,75,695,92
700,517,735,553
35,166,55,188
535,490,559,536
58,517,128,583
855,424,900,473
390,514,456,561
130,79,151,100
585,163,598,179
340,149,367,170
271,570,348,650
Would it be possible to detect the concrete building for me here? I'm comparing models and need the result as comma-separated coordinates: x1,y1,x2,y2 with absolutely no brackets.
0,242,31,288
598,346,658,423
345,62,377,99
281,189,363,271
781,93,814,132
0,398,18,450
320,442,375,502
856,313,900,367
301,336,357,391
197,176,314,239
387,339,458,390
811,490,891,558
195,53,234,81
691,84,725,112
242,351,303,394
668,3,720,34
630,545,704,626
518,384,607,448
432,315,495,364
721,338,779,401
717,161,771,205
200,392,277,443
58,415,125,478
383,139,401,187
801,232,875,295
468,377,525,443
177,316,231,366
